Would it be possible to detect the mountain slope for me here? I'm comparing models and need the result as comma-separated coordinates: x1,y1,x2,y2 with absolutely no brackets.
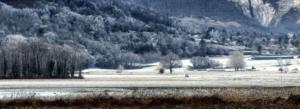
134,0,300,33
0,0,189,68
0,0,298,69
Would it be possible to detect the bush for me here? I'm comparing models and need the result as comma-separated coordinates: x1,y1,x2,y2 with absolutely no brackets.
157,64,165,74
120,52,144,69
142,52,161,63
190,57,220,69
279,68,284,73
291,68,298,73
159,68,165,74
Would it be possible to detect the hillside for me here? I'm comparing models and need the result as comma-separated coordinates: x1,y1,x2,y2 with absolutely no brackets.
0,0,186,68
134,0,300,33
0,0,298,69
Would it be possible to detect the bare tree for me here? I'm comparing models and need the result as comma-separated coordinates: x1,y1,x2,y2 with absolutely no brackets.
160,53,182,74
72,48,89,78
229,50,245,71
0,48,7,78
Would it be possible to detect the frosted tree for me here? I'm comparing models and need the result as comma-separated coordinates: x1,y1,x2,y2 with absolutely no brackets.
160,53,182,74
229,50,245,71
0,37,89,79
120,52,143,69
253,39,263,54
191,56,220,69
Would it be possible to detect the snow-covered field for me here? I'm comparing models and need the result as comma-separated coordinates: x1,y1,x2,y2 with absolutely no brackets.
1,56,300,100
0,56,300,89
84,56,300,75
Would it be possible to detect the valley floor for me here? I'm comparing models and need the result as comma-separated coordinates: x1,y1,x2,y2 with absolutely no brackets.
1,56,300,89
0,70,300,89
0,66,300,101
0,56,300,106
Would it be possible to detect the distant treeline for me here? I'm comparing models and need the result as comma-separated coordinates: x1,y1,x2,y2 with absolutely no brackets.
0,36,89,79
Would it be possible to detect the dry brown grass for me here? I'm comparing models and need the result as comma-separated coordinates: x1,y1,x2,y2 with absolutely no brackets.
0,94,300,108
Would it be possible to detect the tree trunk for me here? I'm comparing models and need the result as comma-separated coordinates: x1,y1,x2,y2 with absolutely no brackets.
79,65,83,78
3,60,7,78
169,66,172,74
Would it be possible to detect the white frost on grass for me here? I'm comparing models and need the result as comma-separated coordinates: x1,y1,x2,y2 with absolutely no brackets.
0,72,300,88
84,56,300,75
0,56,300,91
80,56,300,87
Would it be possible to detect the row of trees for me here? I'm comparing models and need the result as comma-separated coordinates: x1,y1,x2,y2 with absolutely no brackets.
158,50,246,74
0,36,89,79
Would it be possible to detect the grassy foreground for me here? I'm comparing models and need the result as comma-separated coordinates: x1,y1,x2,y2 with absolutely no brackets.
1,95,300,109
1,87,300,109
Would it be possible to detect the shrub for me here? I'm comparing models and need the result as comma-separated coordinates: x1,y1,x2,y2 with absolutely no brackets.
291,68,298,73
120,52,144,69
159,68,165,74
142,52,161,63
279,68,284,73
190,57,220,69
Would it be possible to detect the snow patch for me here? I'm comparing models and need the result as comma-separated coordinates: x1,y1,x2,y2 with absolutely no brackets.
5,34,27,45
229,0,299,27
254,3,275,27
0,2,17,12
231,0,275,26
177,17,241,33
